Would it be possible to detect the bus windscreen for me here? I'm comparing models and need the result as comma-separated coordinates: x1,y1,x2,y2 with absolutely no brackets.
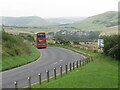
37,33,45,38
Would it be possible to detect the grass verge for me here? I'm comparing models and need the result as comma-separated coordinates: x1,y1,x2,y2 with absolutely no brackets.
2,46,40,71
31,44,118,88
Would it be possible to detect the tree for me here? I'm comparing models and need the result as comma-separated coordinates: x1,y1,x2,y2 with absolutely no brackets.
103,35,120,60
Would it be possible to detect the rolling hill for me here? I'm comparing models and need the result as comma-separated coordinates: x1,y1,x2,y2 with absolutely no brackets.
45,17,86,24
1,16,57,27
63,11,118,31
1,11,118,35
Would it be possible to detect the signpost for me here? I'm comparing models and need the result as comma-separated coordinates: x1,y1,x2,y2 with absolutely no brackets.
98,39,104,48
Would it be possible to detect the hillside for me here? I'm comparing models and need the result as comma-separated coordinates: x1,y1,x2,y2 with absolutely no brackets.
2,31,40,71
63,11,118,32
1,16,57,27
45,17,86,24
78,11,117,27
1,11,118,35
2,31,32,56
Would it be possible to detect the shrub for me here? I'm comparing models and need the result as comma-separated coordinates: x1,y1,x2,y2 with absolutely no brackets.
103,35,120,60
59,40,70,45
73,41,79,45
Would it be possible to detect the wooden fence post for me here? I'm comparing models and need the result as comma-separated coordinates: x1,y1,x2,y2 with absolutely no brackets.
38,73,41,85
70,63,72,72
66,65,68,74
54,68,56,80
60,66,62,77
28,76,31,88
14,81,18,90
76,61,78,68
73,62,74,70
46,70,49,82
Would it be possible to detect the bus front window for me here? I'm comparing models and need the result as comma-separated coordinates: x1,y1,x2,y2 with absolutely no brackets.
37,33,45,38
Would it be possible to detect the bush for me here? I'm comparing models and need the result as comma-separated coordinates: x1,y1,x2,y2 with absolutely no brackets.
103,35,120,60
73,41,79,45
59,40,70,45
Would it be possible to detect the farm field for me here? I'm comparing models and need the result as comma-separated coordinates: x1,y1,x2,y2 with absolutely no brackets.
3,26,118,39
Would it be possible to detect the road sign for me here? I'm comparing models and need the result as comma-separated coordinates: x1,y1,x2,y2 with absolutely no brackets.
98,39,104,48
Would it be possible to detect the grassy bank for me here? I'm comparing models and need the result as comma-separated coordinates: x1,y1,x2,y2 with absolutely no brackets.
2,46,40,71
2,31,40,71
31,45,118,88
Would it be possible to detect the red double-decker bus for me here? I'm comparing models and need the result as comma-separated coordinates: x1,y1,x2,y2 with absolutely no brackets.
35,32,47,48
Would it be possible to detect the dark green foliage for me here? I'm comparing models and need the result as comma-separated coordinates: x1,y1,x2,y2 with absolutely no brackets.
87,31,100,40
103,35,120,60
2,31,32,57
21,34,34,42
55,40,70,45
59,40,70,45
73,41,79,45
55,41,60,44
47,32,55,36
54,30,100,42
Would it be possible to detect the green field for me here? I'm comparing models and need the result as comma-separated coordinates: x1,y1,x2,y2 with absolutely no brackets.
4,25,79,34
4,23,118,37
31,45,118,88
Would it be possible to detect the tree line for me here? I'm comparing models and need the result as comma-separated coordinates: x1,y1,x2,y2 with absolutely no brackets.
48,30,100,42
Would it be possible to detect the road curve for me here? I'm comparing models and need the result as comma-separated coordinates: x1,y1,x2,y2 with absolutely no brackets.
2,47,85,88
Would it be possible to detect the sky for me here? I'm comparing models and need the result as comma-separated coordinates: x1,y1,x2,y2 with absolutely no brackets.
0,0,119,18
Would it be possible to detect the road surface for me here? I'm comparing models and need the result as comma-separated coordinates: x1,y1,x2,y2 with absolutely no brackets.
2,47,85,88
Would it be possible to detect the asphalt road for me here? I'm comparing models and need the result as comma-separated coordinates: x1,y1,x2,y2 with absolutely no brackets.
2,47,85,88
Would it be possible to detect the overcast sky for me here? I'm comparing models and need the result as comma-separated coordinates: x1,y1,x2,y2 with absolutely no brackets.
0,0,119,18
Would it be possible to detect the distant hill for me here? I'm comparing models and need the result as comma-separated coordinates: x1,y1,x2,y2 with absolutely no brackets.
1,11,118,35
45,17,86,24
64,11,118,31
1,16,57,27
